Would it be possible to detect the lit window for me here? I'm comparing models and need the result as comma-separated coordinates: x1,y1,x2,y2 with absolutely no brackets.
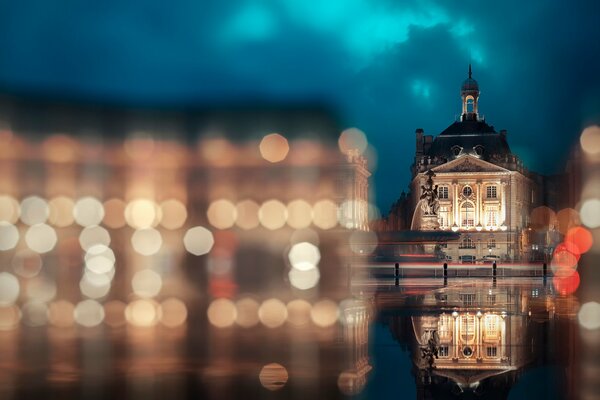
488,237,496,248
438,186,449,199
487,185,497,198
439,346,449,357
460,202,475,227
459,236,475,249
484,314,500,340
466,97,475,113
485,205,498,227
438,206,449,227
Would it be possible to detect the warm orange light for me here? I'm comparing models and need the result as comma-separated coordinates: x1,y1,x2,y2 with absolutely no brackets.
235,200,260,230
207,199,237,229
338,127,367,154
259,133,289,163
553,271,580,296
259,363,288,391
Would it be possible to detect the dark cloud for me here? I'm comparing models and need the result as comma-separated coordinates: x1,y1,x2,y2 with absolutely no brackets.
0,0,598,211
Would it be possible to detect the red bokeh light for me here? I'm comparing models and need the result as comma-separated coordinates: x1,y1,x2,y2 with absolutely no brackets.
564,226,593,255
553,270,580,296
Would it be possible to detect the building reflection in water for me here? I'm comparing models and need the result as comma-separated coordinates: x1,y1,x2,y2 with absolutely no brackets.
375,280,579,399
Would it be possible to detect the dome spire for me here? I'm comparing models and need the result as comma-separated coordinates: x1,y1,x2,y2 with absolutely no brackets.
461,64,480,121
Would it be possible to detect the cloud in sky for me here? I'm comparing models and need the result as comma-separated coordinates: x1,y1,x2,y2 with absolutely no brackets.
0,0,598,210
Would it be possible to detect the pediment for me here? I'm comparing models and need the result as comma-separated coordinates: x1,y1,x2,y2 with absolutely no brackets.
431,155,509,174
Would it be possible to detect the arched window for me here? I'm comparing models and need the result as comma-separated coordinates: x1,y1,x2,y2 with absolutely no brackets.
466,96,475,113
459,236,476,249
460,202,475,228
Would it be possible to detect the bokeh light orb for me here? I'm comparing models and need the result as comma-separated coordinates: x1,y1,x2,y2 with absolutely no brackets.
286,299,312,326
580,125,600,156
578,301,600,330
288,267,320,290
551,247,579,277
565,226,593,255
553,271,580,296
74,299,105,327
74,197,105,227
0,305,21,331
235,200,260,230
259,363,288,391
286,199,313,229
20,196,49,225
131,269,163,298
21,301,48,327
556,208,580,235
11,249,42,278
312,200,338,229
183,226,214,256
207,199,237,229
207,298,237,328
85,245,115,274
131,228,163,256
338,127,368,155
159,298,188,328
126,299,160,327
48,196,75,227
26,277,57,303
310,299,339,327
258,299,287,328
25,224,57,254
79,225,111,251
159,199,188,230
0,195,20,223
0,272,20,306
0,222,19,251
80,272,111,299
259,200,287,230
235,297,260,328
259,133,289,163
288,242,320,271
125,199,161,229
580,199,600,229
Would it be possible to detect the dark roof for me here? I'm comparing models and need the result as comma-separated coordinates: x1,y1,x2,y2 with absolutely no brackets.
425,120,512,160
461,77,479,92
439,120,495,136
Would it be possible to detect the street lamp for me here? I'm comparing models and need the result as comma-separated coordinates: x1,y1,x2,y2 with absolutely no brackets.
451,223,459,232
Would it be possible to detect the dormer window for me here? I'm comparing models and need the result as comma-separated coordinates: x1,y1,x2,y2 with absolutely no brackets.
474,145,485,157
451,145,463,157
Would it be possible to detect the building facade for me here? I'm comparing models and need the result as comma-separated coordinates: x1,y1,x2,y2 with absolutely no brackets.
381,66,549,262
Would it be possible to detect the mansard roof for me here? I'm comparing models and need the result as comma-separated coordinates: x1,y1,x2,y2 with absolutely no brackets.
425,120,511,161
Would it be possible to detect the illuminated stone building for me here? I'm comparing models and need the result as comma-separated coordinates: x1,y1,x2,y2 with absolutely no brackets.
381,66,549,262
381,282,567,399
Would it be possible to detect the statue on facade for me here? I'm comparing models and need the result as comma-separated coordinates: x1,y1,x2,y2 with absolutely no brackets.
420,170,439,216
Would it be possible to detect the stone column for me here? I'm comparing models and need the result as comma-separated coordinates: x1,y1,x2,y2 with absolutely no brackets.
454,183,459,225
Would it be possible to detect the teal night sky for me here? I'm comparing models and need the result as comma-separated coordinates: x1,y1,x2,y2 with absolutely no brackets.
0,0,599,210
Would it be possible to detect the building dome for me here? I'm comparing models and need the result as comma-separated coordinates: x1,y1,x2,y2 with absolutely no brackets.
461,77,479,92
461,64,479,92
